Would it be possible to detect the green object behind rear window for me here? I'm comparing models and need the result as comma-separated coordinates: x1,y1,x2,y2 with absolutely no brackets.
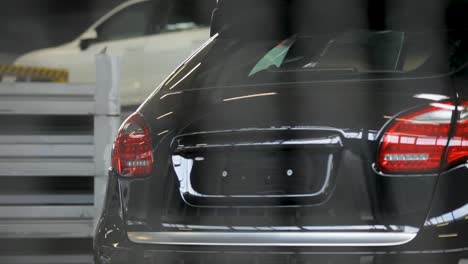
249,36,297,77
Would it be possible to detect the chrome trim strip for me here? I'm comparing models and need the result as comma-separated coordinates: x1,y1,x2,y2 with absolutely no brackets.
174,127,345,138
175,136,343,151
371,163,438,177
127,232,417,247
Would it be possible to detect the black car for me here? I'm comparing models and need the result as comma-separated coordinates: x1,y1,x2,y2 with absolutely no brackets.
94,0,468,263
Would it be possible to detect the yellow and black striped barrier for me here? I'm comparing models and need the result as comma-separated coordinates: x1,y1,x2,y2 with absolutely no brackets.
0,64,69,83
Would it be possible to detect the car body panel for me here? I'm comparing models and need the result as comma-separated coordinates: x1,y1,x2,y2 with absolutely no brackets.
94,0,468,263
121,80,449,230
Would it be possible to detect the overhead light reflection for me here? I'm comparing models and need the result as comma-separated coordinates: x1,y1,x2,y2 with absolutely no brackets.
223,92,277,102
425,203,468,226
430,102,456,111
156,112,174,120
169,62,202,90
414,94,450,101
160,223,416,232
438,233,458,238
158,130,169,136
165,64,187,86
160,91,182,100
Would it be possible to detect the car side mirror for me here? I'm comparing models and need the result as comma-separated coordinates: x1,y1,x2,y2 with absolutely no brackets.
79,29,98,50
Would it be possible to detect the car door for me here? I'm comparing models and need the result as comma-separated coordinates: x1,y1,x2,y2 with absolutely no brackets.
79,1,155,106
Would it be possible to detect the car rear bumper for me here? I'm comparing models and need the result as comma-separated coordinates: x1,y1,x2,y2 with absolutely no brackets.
95,219,468,264
95,242,468,264
95,215,468,264
94,217,468,264
127,231,416,247
95,169,468,264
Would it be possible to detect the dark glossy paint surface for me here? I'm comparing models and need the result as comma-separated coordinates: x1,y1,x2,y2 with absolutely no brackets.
94,60,468,263
94,60,468,262
119,67,454,231
95,0,468,262
95,166,468,263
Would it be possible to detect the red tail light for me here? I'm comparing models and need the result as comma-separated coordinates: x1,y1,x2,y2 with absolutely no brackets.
112,113,153,177
377,102,455,174
446,101,468,169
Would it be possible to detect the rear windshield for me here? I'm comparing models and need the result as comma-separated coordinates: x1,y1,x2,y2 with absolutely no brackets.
162,0,468,90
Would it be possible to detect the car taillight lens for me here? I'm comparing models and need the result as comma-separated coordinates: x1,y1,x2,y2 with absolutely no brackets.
112,113,153,177
446,101,468,169
377,102,455,174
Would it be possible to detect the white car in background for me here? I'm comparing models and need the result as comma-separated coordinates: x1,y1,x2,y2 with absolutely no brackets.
14,0,211,106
